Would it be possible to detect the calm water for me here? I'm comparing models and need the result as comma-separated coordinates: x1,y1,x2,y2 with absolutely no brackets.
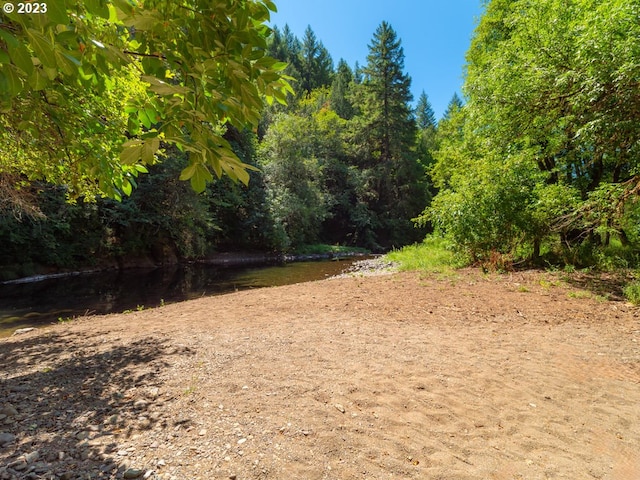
0,259,356,337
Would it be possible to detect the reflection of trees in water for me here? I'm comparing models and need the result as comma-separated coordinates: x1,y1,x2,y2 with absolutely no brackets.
0,260,356,333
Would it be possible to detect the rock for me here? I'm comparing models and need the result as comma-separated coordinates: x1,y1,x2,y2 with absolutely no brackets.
133,399,149,409
0,404,18,417
137,417,151,430
334,403,346,413
123,468,145,479
147,388,160,399
8,458,26,471
12,328,37,336
76,431,90,440
0,432,15,445
24,450,39,463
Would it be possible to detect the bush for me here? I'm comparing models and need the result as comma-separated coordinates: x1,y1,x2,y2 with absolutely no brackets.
623,281,640,305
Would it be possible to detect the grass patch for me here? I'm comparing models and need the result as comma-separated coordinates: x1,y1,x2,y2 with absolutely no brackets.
386,236,463,273
567,290,592,299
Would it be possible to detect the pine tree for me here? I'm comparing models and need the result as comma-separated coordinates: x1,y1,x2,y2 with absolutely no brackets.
330,59,355,119
300,26,334,96
349,21,428,247
441,92,464,122
361,21,416,164
281,24,303,79
416,91,437,130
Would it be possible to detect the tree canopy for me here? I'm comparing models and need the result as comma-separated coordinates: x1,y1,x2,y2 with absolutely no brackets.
0,0,293,199
423,0,640,264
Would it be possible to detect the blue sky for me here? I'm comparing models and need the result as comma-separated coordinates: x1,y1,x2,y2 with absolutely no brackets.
269,0,484,120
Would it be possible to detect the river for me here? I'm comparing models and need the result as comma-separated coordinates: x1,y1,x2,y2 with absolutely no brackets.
0,258,359,337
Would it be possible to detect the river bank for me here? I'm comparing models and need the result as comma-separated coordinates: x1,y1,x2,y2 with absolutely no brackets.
1,269,639,479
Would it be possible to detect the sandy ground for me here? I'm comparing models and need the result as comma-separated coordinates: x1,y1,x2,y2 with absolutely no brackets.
1,268,640,479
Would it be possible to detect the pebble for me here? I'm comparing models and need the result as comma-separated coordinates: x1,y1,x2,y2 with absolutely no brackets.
0,432,15,445
138,417,152,430
124,468,145,479
24,450,39,463
334,403,346,413
12,327,37,336
0,404,18,417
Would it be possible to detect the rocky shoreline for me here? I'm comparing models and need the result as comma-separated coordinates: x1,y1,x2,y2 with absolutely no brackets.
331,256,399,277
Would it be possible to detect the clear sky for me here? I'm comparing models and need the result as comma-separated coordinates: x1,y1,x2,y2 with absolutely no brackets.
269,0,484,121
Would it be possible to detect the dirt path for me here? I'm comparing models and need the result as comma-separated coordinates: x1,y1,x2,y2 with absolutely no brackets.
1,269,640,479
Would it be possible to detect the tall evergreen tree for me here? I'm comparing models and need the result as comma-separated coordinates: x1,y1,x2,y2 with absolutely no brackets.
416,91,437,130
361,21,416,164
281,24,303,79
300,26,334,96
330,59,355,119
441,92,464,122
349,22,428,248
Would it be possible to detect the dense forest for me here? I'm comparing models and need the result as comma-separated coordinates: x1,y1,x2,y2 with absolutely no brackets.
1,0,639,280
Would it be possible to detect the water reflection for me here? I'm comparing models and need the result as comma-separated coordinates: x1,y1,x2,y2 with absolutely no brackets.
0,259,354,336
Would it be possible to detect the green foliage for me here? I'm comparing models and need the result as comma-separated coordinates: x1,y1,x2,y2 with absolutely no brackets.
416,91,436,130
622,280,640,305
1,18,441,274
624,281,640,305
347,22,429,248
424,0,640,267
258,110,331,250
0,0,293,199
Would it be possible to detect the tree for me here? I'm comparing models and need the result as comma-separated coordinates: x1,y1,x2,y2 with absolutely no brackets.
416,91,436,130
0,0,293,200
258,111,330,250
300,26,333,96
330,59,355,120
424,0,640,264
441,93,464,122
349,22,428,247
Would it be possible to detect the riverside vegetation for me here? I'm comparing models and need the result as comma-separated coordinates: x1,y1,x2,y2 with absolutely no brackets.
1,1,640,288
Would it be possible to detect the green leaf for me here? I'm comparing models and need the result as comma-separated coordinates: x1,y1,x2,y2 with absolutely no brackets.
121,178,133,196
54,48,76,75
0,67,21,96
0,29,19,48
119,141,143,165
0,51,10,65
8,43,34,75
28,67,49,90
84,0,110,19
141,137,160,164
180,160,213,193
190,163,213,193
138,108,152,128
46,0,70,25
179,162,197,181
26,29,57,69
